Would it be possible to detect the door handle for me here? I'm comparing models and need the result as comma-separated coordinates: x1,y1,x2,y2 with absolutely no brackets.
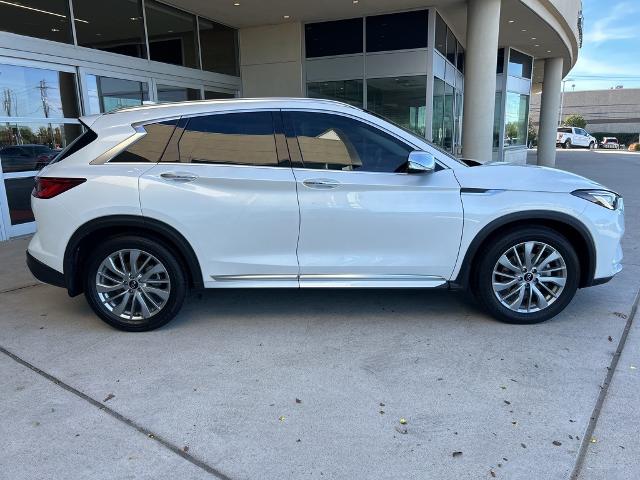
302,178,340,189
160,172,198,182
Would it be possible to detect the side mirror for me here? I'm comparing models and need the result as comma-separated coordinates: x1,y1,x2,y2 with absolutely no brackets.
406,151,436,174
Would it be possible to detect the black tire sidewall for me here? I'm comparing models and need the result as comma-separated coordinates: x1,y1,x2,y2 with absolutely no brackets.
475,228,580,324
83,236,187,331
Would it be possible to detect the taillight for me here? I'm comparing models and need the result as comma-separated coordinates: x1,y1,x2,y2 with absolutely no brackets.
32,177,86,199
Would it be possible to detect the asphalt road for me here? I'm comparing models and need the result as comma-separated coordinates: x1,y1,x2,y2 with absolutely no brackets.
0,149,638,480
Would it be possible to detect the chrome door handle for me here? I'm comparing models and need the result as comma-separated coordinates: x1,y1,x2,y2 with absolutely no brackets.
302,178,340,189
160,172,198,182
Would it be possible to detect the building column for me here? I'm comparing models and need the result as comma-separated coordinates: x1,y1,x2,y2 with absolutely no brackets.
461,0,501,161
537,57,564,167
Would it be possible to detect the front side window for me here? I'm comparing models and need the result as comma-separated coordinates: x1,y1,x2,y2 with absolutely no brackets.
287,111,413,173
110,120,178,163
174,112,278,166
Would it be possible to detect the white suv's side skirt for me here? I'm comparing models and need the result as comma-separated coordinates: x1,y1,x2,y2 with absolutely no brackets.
209,274,446,288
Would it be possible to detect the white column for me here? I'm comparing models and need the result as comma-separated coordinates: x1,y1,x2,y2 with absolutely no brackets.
537,57,564,167
461,0,501,161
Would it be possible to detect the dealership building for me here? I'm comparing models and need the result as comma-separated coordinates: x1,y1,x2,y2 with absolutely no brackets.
0,0,582,241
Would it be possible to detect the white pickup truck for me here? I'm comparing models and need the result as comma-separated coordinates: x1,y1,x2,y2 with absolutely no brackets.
556,127,597,149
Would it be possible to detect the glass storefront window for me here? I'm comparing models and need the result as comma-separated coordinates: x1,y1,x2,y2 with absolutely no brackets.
497,48,505,74
305,18,363,58
366,10,428,52
454,89,463,153
157,84,201,103
456,41,464,73
435,14,447,57
307,80,364,108
72,0,147,59
493,92,502,148
145,0,199,69
367,76,426,136
86,75,149,113
0,0,72,44
199,18,238,76
204,91,235,100
432,77,445,146
508,49,533,79
446,28,456,64
504,92,529,146
0,64,79,119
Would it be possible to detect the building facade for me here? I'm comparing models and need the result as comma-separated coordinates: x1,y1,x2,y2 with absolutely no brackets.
0,0,582,241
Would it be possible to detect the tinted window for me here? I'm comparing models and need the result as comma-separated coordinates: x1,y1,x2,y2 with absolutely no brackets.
52,128,97,164
0,0,72,43
145,0,199,68
435,14,447,57
558,127,572,133
73,0,147,58
497,48,505,74
176,112,278,166
508,49,532,79
199,17,238,76
456,41,464,72
307,79,364,108
366,10,428,52
305,18,363,58
445,28,456,64
111,120,177,163
157,85,201,103
204,91,235,99
86,75,149,113
288,112,413,173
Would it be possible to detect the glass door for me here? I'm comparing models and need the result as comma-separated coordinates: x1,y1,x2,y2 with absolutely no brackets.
0,59,82,239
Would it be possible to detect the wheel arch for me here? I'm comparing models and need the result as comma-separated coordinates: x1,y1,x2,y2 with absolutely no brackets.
452,211,596,290
63,215,204,296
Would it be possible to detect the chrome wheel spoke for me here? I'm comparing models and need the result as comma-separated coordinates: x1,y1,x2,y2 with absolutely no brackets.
538,276,566,287
509,284,526,310
524,242,534,270
530,283,548,309
498,255,520,274
96,249,171,323
493,278,519,292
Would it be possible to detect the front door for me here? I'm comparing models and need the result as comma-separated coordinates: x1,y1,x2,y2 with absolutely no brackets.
284,110,463,288
140,110,300,287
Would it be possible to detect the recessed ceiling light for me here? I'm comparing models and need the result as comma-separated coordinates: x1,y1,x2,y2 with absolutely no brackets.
547,50,552,53
531,37,537,40
521,29,527,32
51,28,60,32
233,2,240,5
508,19,515,23
353,0,359,3
534,44,540,47
283,15,290,19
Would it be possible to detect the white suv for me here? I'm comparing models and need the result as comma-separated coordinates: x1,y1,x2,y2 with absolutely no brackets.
557,127,597,149
27,99,624,331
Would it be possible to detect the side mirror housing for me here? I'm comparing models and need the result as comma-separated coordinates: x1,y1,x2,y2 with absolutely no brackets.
406,151,436,174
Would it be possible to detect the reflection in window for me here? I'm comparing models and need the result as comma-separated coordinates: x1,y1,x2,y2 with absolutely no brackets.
432,77,444,147
508,49,533,79
497,48,505,74
72,0,147,58
111,120,177,163
86,75,149,113
199,18,238,76
454,90,463,153
366,10,428,52
177,112,277,166
446,28,456,64
305,18,363,58
157,85,201,103
4,177,36,225
367,76,426,136
504,92,529,146
204,91,235,99
145,0,199,68
456,41,465,73
288,111,413,173
0,64,79,119
307,80,364,108
0,0,72,44
435,14,447,57
493,92,502,148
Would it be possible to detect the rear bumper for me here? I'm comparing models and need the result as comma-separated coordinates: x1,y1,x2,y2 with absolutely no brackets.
26,251,65,289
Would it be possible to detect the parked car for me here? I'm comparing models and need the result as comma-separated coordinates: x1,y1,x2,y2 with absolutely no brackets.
556,127,597,149
27,99,625,331
0,144,58,173
600,137,620,149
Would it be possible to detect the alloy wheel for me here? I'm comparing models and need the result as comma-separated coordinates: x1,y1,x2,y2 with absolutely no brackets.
95,249,171,323
491,241,567,313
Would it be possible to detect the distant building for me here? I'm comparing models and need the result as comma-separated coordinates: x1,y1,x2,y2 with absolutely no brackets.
531,88,640,136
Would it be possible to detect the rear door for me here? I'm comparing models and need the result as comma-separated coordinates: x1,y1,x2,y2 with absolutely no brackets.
139,110,300,287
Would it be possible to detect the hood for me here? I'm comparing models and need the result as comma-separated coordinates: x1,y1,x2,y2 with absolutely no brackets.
453,163,607,193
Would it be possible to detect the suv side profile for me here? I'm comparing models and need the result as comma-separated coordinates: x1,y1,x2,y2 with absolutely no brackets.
556,127,597,149
27,99,624,331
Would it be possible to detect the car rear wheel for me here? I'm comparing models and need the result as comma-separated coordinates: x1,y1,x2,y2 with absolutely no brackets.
563,139,572,149
83,236,187,331
474,228,579,324
589,141,595,150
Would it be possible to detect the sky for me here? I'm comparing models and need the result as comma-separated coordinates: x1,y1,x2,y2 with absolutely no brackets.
566,0,640,91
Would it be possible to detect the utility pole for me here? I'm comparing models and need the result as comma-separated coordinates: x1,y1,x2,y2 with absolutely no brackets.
38,79,50,118
559,78,574,126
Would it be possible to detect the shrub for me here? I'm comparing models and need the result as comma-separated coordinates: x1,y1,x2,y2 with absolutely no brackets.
628,143,640,152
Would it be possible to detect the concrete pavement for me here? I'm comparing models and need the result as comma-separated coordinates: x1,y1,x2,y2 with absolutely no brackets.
0,150,638,479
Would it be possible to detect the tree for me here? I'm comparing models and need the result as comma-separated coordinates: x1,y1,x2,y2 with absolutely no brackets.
528,121,537,145
564,114,587,129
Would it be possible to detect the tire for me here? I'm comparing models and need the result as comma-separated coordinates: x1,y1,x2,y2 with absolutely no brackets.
473,227,580,324
563,139,572,149
589,142,595,150
83,236,187,331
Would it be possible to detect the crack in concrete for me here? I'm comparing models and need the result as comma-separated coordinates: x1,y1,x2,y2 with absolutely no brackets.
569,287,640,480
0,283,42,295
0,345,234,480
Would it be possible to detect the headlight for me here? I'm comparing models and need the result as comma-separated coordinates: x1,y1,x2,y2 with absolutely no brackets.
572,189,620,210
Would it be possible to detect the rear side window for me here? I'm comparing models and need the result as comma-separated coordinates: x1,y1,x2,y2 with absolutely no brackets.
172,111,278,166
557,128,572,134
50,128,97,164
111,120,178,163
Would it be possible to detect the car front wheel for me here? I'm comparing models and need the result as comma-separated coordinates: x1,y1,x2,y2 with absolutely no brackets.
83,236,187,331
474,228,579,324
563,139,572,149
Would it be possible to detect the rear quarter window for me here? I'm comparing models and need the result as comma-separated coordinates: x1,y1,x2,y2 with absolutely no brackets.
110,120,178,163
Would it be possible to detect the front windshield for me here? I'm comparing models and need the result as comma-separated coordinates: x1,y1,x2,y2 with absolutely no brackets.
364,109,467,166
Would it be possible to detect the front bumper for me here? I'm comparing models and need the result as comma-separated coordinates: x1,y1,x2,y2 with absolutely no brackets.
26,251,65,289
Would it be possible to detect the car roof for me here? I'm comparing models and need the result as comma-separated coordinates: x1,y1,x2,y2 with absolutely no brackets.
81,98,362,128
